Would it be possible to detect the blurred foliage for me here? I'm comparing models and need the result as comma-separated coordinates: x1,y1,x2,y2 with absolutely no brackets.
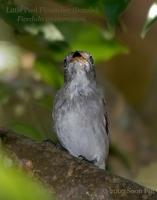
0,0,41,27
109,143,130,170
0,0,157,178
10,122,45,140
135,162,157,191
141,2,157,38
103,0,131,37
0,151,53,200
0,82,12,102
104,0,131,26
34,59,63,89
57,0,99,9
55,22,128,61
0,0,156,148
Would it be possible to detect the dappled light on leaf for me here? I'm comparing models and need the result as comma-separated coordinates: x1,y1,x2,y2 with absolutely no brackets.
56,22,128,61
25,23,65,42
0,42,20,81
141,3,157,38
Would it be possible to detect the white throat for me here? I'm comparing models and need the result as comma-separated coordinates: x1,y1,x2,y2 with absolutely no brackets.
67,72,92,98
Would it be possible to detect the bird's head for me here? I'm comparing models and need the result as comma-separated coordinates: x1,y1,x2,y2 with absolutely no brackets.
63,51,96,83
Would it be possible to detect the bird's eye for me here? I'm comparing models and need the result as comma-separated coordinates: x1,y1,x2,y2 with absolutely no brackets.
89,56,94,65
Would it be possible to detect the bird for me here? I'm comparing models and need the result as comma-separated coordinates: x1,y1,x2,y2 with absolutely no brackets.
52,51,109,169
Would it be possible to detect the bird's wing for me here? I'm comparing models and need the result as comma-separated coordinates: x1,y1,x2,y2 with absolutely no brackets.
102,99,109,136
52,89,62,121
52,88,67,123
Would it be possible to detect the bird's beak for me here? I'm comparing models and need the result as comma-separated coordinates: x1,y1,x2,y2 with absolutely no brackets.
70,51,87,65
70,56,87,64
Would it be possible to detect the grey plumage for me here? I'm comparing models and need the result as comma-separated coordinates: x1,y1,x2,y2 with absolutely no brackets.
52,51,109,169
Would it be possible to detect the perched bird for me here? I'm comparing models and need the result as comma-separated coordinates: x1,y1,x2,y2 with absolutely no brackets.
52,51,109,169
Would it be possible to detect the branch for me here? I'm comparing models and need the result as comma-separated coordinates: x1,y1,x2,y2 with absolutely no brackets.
0,129,156,200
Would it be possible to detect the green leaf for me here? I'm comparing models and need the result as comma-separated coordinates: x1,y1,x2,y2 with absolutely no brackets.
36,95,53,110
104,0,131,26
0,82,12,103
56,22,128,62
25,24,65,42
56,0,99,9
141,3,157,38
11,122,45,140
110,143,131,169
0,1,68,55
0,0,42,28
0,153,53,200
34,59,63,89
